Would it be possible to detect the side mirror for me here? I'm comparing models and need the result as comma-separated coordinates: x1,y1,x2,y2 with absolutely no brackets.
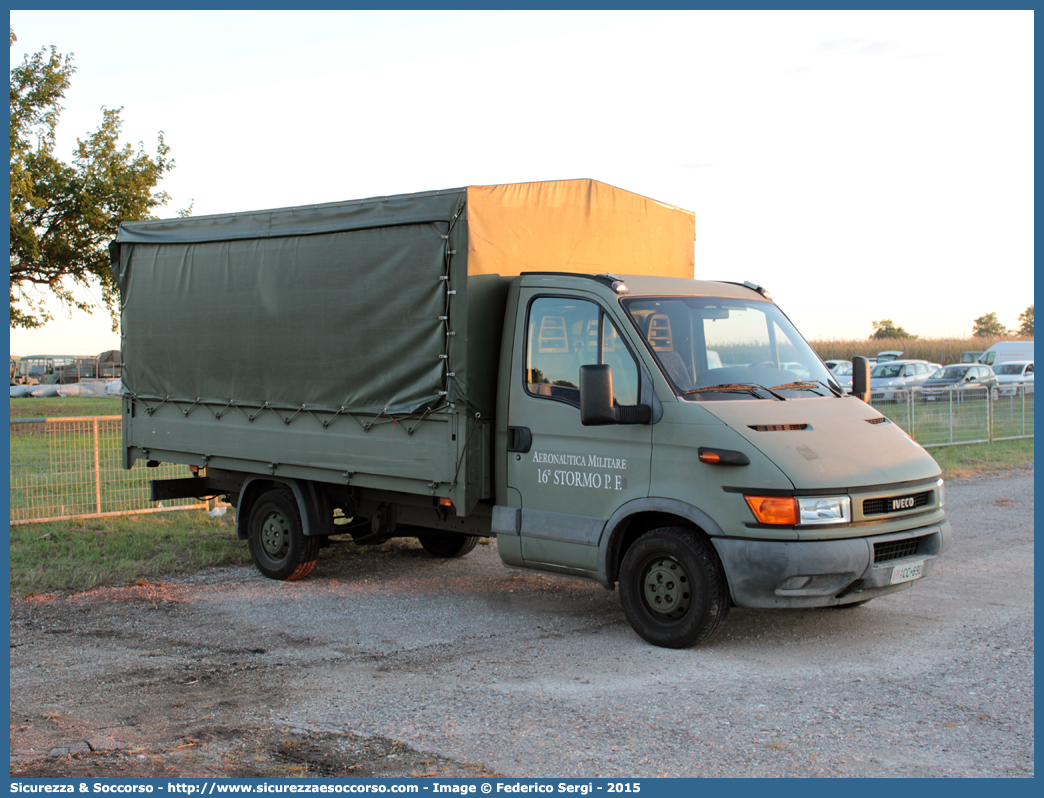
579,364,618,425
579,364,652,426
851,356,871,403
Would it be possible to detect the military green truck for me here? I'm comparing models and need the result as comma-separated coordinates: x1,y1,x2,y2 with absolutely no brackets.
17,354,98,385
110,179,951,648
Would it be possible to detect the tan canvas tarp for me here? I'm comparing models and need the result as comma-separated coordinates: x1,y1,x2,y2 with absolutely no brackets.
466,179,694,279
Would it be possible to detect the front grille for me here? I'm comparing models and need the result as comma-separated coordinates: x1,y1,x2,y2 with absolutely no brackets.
874,537,923,563
863,491,931,516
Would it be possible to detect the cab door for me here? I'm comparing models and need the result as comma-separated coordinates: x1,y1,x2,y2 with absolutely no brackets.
505,290,652,577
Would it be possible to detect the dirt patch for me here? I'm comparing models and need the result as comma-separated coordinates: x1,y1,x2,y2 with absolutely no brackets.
11,724,500,779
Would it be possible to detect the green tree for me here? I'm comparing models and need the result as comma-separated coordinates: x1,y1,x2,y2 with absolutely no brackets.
871,319,916,339
1017,305,1033,337
972,312,1008,338
10,29,174,329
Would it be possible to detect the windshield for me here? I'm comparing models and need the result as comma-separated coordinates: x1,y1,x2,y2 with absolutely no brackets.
622,297,838,400
871,364,903,379
24,358,48,375
938,366,970,379
996,363,1025,375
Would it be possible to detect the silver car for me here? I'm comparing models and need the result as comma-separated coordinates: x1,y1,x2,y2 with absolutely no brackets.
995,361,1034,396
869,359,934,400
920,363,1000,401
824,359,854,391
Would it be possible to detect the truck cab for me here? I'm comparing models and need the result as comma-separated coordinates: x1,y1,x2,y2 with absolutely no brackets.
492,273,950,647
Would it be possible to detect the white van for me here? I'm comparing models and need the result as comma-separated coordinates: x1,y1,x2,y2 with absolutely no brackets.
977,341,1035,368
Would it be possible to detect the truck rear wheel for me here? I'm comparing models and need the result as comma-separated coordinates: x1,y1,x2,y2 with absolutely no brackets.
418,532,480,558
619,526,729,648
247,488,320,581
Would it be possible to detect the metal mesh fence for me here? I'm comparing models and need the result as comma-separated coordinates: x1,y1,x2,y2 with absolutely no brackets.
991,387,1036,441
10,416,204,525
870,387,1034,447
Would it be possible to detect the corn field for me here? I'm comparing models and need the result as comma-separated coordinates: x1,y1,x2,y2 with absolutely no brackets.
811,335,1028,367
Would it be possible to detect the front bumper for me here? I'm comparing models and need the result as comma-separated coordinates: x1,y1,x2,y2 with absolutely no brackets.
712,519,952,608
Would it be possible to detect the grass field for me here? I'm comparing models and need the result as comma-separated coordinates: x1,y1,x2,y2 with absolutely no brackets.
927,437,1034,479
9,395,121,419
7,509,433,597
10,510,248,596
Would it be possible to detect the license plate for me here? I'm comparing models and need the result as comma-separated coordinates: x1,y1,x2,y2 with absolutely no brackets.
890,560,924,584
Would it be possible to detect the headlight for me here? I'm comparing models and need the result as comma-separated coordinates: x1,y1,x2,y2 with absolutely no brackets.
798,496,852,524
744,495,851,525
937,478,946,509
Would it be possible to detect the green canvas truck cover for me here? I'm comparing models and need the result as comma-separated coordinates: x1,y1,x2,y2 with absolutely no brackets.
110,179,694,418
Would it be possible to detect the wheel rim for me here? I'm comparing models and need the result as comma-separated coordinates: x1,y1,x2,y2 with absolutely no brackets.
641,556,691,620
259,510,291,561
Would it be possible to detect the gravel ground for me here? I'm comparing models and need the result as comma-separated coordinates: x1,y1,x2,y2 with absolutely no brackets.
10,471,1034,778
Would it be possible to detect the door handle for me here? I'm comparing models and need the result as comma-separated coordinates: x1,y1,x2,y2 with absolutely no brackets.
507,426,532,453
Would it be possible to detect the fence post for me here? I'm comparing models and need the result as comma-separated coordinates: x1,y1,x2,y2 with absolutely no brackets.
93,418,102,514
908,390,915,440
1022,387,1027,436
949,390,954,444
987,387,993,444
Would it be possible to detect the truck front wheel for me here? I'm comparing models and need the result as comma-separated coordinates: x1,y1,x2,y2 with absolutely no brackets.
619,527,730,648
247,489,320,581
418,532,480,558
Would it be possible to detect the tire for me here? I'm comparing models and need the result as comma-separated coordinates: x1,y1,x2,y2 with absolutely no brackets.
418,532,480,558
247,488,320,581
618,526,730,648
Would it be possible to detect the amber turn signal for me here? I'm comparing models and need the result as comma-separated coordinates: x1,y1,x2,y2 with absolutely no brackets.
438,497,453,508
744,495,799,525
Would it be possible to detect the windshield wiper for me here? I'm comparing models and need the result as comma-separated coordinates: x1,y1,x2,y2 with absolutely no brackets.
770,380,843,398
681,383,787,401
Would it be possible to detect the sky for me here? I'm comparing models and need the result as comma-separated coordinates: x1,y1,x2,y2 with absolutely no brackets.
8,9,1035,357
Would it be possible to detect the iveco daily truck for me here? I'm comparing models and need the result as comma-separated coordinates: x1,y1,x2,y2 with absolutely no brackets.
111,179,951,648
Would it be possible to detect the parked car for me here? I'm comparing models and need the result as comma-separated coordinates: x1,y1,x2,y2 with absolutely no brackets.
920,363,999,400
994,361,1034,396
869,359,933,399
824,359,853,390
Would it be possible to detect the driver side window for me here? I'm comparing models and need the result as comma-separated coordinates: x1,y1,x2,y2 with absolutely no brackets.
526,297,639,406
